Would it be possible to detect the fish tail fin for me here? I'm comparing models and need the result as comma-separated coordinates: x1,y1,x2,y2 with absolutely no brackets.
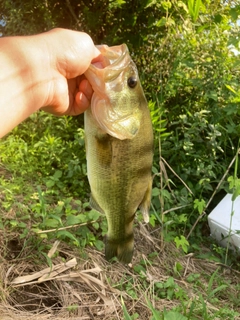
105,234,134,264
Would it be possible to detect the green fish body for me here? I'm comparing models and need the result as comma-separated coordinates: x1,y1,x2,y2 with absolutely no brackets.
84,44,153,263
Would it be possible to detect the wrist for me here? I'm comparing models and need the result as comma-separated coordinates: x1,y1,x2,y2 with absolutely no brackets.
2,35,51,111
18,35,53,111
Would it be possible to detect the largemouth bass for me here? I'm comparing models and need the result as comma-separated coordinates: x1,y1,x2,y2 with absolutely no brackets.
84,44,153,263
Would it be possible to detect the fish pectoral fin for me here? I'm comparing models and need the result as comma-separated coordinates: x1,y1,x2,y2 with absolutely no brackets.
139,178,152,223
90,194,104,214
95,131,109,142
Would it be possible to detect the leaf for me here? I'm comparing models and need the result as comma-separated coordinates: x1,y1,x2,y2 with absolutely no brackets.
163,310,187,320
174,236,189,253
146,299,162,319
174,262,183,274
18,222,27,228
165,276,175,288
92,222,99,230
53,170,62,179
122,297,132,320
194,199,206,215
232,185,240,201
44,218,60,228
109,0,126,9
160,189,171,200
88,209,101,221
155,17,167,27
49,214,62,225
193,0,202,21
188,0,194,17
41,251,53,269
162,1,172,10
228,176,235,189
208,284,228,299
177,1,189,13
46,179,55,188
66,214,84,226
230,8,239,21
188,0,202,22
206,91,218,101
152,187,160,197
95,240,104,251
225,84,237,94
145,0,157,9
57,230,79,245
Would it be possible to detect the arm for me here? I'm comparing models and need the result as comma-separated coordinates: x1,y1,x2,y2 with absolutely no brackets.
0,28,101,138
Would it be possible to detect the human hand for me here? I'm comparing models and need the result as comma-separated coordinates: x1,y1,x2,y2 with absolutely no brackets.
39,28,101,116
0,28,101,138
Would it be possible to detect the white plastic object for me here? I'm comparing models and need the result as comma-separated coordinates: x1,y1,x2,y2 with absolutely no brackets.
208,193,240,251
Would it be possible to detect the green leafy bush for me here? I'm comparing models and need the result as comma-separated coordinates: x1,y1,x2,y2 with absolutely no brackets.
0,0,240,255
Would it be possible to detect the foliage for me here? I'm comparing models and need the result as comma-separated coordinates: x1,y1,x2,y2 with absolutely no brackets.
0,0,183,47
0,1,240,317
119,253,239,319
141,2,240,246
0,113,107,252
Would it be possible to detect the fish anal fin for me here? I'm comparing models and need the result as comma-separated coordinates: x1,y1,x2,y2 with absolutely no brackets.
139,177,152,223
90,194,104,214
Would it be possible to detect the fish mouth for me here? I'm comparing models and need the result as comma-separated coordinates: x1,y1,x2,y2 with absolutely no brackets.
84,44,141,140
85,44,130,98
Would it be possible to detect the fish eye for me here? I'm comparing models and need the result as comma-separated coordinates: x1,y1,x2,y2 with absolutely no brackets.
127,77,137,88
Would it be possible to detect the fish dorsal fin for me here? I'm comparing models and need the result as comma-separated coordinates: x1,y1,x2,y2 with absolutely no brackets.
90,194,104,214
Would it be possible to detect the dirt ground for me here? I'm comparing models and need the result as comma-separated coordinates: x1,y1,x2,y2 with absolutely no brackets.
0,222,239,320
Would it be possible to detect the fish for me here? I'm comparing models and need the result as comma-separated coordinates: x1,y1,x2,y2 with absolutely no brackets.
84,44,153,263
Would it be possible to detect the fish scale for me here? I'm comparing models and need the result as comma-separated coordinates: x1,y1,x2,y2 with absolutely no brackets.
84,44,153,263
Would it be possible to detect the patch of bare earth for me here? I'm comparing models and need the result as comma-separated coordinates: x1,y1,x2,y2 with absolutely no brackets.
0,222,240,319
